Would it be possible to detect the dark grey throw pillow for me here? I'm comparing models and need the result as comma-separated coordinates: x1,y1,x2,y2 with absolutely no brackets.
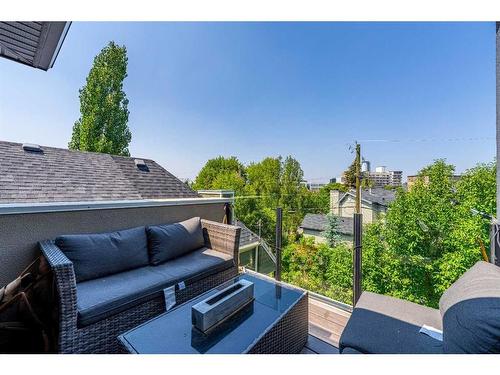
146,217,205,265
55,226,149,283
439,261,500,353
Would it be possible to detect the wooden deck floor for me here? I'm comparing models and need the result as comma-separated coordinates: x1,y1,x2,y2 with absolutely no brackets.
301,296,352,354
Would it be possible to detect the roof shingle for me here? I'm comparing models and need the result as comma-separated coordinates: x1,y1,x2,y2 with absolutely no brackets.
0,141,199,203
300,213,354,235
235,219,261,248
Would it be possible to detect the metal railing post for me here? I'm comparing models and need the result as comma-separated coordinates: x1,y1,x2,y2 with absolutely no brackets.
352,141,363,305
491,223,500,266
275,207,283,281
223,202,232,225
353,212,363,305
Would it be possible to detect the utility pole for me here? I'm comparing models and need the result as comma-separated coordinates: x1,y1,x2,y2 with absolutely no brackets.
353,142,363,305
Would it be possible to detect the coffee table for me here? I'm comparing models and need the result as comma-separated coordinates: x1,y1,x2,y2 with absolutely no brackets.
118,272,308,354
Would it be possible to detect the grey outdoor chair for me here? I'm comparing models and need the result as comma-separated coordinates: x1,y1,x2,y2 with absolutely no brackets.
339,261,500,354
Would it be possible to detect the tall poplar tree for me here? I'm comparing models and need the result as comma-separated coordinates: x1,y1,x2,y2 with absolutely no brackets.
69,41,131,156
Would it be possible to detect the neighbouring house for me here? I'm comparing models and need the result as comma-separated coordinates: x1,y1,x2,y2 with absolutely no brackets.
197,189,276,274
299,213,354,244
235,219,276,275
330,187,396,224
0,140,199,203
298,187,396,245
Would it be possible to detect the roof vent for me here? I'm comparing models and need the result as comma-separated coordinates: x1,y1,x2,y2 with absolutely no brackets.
22,143,43,153
134,159,149,172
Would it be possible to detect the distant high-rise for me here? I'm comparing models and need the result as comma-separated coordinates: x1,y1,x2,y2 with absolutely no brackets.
342,159,402,187
361,159,371,173
366,167,402,187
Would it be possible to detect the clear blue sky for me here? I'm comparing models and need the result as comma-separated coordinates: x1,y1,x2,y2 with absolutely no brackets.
0,22,495,182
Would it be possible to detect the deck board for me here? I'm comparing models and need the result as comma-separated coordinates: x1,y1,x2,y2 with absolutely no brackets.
303,296,351,353
303,334,339,354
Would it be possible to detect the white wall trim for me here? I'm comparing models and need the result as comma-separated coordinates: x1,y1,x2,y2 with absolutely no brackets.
239,241,261,251
0,197,231,215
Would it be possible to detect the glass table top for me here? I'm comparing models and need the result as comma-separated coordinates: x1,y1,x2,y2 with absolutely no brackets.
119,273,306,354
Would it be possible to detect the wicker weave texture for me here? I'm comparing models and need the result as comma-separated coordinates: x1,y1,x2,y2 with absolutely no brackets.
202,219,240,263
246,291,309,354
40,220,241,354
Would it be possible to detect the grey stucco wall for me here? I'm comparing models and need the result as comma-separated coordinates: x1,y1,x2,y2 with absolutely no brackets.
0,202,225,286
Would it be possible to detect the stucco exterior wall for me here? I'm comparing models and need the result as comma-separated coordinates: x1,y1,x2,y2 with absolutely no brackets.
302,229,353,246
337,195,379,224
0,202,226,286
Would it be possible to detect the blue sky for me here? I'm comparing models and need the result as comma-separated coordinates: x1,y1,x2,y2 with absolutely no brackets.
0,22,495,182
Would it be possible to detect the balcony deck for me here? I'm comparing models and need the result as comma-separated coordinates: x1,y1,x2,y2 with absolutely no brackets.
302,296,351,354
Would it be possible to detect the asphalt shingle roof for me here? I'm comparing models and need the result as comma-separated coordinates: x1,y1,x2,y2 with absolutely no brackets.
0,141,199,203
341,188,396,206
235,219,261,248
300,213,354,235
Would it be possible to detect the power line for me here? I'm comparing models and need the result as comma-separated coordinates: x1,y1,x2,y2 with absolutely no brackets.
356,136,494,143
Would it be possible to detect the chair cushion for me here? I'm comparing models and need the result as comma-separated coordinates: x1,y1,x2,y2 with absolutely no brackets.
339,291,443,354
76,247,233,326
55,226,149,282
146,217,205,265
439,261,500,353
340,347,363,354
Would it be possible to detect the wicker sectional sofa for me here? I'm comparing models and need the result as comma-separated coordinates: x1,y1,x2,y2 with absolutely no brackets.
40,218,241,354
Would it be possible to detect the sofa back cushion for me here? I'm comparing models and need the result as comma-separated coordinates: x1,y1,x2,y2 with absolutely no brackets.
146,217,205,265
55,226,149,283
439,261,500,353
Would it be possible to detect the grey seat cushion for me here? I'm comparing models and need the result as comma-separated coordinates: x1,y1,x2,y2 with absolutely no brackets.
340,347,363,354
56,226,149,282
146,217,205,265
439,261,500,353
76,247,233,326
339,292,443,354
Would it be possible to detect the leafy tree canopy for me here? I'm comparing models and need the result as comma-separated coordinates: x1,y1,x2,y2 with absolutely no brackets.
282,159,496,308
324,213,341,247
192,156,246,194
363,159,494,307
193,155,307,243
69,41,131,156
343,159,357,188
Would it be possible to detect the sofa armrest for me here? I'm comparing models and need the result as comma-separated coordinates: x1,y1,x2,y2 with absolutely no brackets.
201,219,241,265
39,240,78,353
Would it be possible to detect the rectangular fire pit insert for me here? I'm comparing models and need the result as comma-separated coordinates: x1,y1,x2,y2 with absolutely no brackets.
191,279,254,333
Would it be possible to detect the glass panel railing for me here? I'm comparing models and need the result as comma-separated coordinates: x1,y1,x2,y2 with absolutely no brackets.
231,159,496,310
235,201,354,306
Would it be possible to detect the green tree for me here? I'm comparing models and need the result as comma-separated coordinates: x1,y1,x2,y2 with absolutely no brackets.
361,159,493,307
282,237,353,304
192,156,246,194
324,213,341,247
343,159,357,188
193,155,310,245
280,156,306,239
246,157,282,208
361,174,374,188
283,159,495,308
312,182,348,213
69,41,131,156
